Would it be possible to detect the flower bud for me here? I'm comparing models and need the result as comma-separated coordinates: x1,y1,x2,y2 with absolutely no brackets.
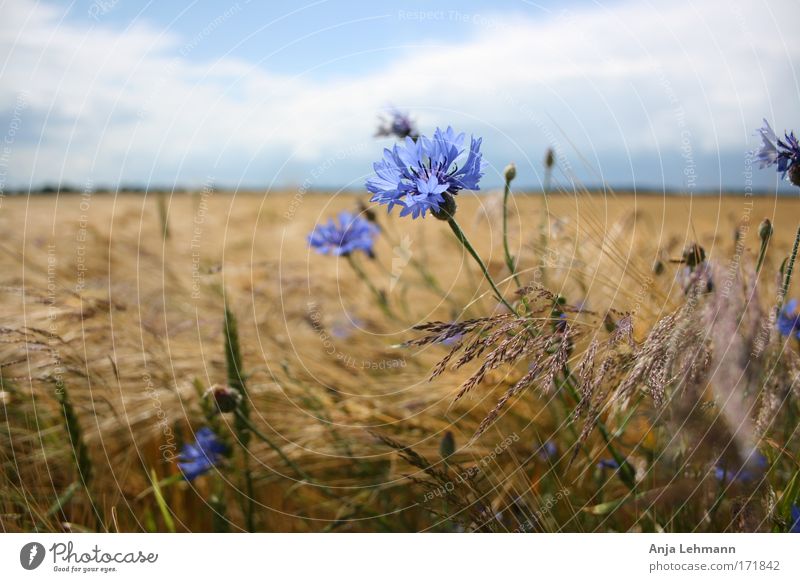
209,384,241,413
789,165,800,188
759,218,773,243
439,430,456,459
503,163,517,184
358,200,377,223
431,193,457,221
682,244,705,268
544,148,555,169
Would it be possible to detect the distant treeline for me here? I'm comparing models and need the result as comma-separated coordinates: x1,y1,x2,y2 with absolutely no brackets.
0,184,788,197
2,185,193,196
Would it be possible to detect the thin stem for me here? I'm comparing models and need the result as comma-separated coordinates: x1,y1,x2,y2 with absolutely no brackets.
502,178,521,287
560,371,637,490
755,237,770,275
377,222,448,297
446,217,516,313
234,409,314,485
540,168,551,286
346,254,393,318
779,224,800,310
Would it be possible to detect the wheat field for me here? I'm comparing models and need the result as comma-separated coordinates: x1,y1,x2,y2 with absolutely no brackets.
1,190,799,532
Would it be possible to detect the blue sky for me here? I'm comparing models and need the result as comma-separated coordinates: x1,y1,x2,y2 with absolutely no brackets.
1,0,799,193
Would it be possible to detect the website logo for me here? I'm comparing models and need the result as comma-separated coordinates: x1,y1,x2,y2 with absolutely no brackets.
20,542,46,570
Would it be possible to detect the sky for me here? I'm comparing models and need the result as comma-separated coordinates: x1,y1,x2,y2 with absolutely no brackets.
0,0,798,193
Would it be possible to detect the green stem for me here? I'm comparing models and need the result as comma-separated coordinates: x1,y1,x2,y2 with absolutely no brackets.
540,166,551,286
223,304,255,531
346,254,393,318
502,178,521,288
378,222,445,295
446,217,516,313
755,236,770,275
779,224,800,311
560,370,637,490
234,409,314,485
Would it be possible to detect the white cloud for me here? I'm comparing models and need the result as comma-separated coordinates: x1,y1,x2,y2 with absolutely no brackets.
1,0,798,189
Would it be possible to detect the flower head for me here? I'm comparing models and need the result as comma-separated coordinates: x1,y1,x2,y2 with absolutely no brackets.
439,430,456,459
178,427,227,481
308,211,379,257
754,119,800,186
376,108,418,140
777,299,800,338
714,452,767,484
537,440,558,461
597,458,620,470
366,126,486,219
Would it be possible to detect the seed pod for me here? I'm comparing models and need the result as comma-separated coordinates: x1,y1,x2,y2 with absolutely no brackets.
682,244,705,268
439,430,456,459
431,193,457,221
759,218,773,243
503,163,517,184
544,148,555,169
358,200,377,223
210,384,241,413
789,165,800,188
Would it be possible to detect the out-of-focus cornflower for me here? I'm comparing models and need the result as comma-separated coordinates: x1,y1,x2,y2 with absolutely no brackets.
790,505,800,533
308,211,379,257
754,119,800,186
330,314,364,339
440,329,464,346
366,127,486,219
714,452,767,484
376,108,418,140
439,430,456,459
597,459,620,470
537,441,558,461
178,427,227,481
677,261,714,294
777,299,800,339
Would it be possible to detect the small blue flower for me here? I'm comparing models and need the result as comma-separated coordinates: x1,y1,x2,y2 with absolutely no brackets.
714,452,767,484
597,458,620,470
778,299,800,339
366,126,486,219
178,427,227,481
376,108,418,140
331,314,364,339
439,324,464,346
537,441,558,461
754,119,800,184
790,505,800,533
677,261,714,294
308,211,379,257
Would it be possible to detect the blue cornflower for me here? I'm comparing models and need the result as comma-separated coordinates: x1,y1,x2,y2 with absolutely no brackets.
754,119,800,186
308,211,379,257
178,427,227,481
537,441,558,461
331,314,364,339
376,108,418,140
597,459,620,470
714,452,767,484
438,324,464,346
777,299,800,339
790,505,800,533
366,126,486,219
